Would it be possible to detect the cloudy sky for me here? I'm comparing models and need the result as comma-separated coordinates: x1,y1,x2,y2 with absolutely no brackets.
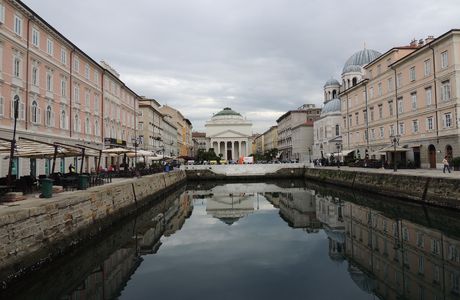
23,0,460,133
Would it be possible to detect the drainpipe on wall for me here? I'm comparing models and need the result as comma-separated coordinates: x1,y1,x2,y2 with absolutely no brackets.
429,45,440,144
364,83,369,149
69,48,74,138
392,67,399,136
25,17,31,130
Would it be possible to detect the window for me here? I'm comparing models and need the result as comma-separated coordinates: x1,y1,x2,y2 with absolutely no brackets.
85,89,90,107
396,73,402,88
433,264,440,283
0,3,5,24
402,227,409,241
94,119,99,136
444,112,452,128
378,105,383,119
412,120,419,133
441,80,451,101
441,51,448,69
424,59,431,76
378,82,382,96
0,97,4,116
60,48,67,65
32,28,40,47
431,239,441,255
388,78,393,92
369,86,374,99
335,124,339,136
397,97,403,114
379,127,384,138
60,110,66,129
451,272,460,294
74,114,80,132
45,105,53,127
409,66,416,81
416,232,424,248
46,72,52,91
377,64,381,75
399,122,405,135
13,57,20,78
355,113,359,125
85,117,90,134
14,15,22,36
74,85,80,103
418,256,425,274
85,64,90,79
425,87,432,106
46,38,53,56
389,101,394,116
74,57,80,72
348,115,352,127
31,100,40,124
448,245,459,262
61,78,67,97
94,71,99,85
32,67,38,86
411,92,417,110
427,117,434,131
370,128,375,140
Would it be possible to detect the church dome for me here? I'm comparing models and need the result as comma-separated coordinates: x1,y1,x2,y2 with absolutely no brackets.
342,48,381,73
342,65,362,74
324,78,340,88
321,98,341,116
214,107,241,117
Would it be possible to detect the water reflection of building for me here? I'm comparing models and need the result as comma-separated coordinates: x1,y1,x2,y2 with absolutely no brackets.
278,190,321,232
206,193,255,225
263,192,280,208
164,192,193,236
344,201,460,299
316,195,345,261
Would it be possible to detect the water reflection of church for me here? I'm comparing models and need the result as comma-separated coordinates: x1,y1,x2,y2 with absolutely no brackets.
205,193,255,225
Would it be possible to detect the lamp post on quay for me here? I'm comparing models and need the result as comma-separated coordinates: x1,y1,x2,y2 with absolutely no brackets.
390,134,400,172
7,95,19,188
307,146,312,163
335,143,341,169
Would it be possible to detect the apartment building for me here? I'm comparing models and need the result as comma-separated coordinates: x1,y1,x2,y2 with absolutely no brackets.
262,125,278,152
276,104,320,161
253,133,264,154
0,0,140,177
341,30,460,168
159,105,193,157
138,98,163,152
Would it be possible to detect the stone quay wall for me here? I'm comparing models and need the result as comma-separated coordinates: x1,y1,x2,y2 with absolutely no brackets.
303,168,460,208
0,170,186,284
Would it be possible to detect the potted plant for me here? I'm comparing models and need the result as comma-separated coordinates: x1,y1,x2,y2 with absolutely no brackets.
452,157,460,171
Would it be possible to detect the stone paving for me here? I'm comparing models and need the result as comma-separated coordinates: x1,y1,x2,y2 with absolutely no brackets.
317,165,460,178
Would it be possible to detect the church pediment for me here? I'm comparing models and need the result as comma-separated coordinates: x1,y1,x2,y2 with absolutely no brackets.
209,129,249,138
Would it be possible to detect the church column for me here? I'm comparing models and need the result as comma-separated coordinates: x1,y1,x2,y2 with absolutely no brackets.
217,140,220,155
224,142,228,160
238,140,242,158
246,140,249,157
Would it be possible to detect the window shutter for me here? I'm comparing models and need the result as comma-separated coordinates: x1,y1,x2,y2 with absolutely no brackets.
0,97,3,116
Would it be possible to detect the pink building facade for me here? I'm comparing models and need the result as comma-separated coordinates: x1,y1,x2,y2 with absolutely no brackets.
0,0,140,177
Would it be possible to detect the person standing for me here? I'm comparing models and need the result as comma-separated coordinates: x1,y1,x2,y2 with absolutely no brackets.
442,156,451,173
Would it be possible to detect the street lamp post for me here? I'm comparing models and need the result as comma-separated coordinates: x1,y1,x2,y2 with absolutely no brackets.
308,146,312,163
390,134,400,172
335,143,341,169
7,95,20,188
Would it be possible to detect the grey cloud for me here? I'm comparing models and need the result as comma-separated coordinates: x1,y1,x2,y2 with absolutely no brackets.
24,0,460,132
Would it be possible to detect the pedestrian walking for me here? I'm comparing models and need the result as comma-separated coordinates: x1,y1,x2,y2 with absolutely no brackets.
442,156,451,173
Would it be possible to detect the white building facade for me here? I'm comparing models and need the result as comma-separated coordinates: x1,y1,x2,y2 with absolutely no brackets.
205,107,252,160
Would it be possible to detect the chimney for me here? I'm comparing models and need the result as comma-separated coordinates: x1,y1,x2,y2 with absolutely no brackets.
409,38,417,47
418,39,424,46
425,35,435,44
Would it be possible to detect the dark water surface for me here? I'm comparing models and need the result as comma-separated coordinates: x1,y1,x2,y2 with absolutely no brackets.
2,180,460,300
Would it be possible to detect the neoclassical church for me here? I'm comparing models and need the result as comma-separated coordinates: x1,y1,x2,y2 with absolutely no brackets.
313,48,382,160
205,107,252,160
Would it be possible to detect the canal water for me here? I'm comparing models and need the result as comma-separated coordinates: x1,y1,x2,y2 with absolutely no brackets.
2,180,460,300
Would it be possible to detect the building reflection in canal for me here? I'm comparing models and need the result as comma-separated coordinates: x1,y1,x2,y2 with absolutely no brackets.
3,182,459,300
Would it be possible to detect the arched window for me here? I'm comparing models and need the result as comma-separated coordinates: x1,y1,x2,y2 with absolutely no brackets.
352,77,357,86
46,105,52,127
74,113,79,132
347,79,351,88
94,119,99,136
31,101,39,123
335,124,340,136
61,110,66,129
332,90,337,99
110,125,115,138
85,117,90,134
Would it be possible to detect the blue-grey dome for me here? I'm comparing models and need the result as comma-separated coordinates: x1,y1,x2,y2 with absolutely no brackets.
342,49,381,73
342,65,362,74
321,98,341,116
324,78,340,88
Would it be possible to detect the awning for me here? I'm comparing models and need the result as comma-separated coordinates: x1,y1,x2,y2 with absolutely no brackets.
378,145,410,153
0,139,81,158
341,149,355,156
